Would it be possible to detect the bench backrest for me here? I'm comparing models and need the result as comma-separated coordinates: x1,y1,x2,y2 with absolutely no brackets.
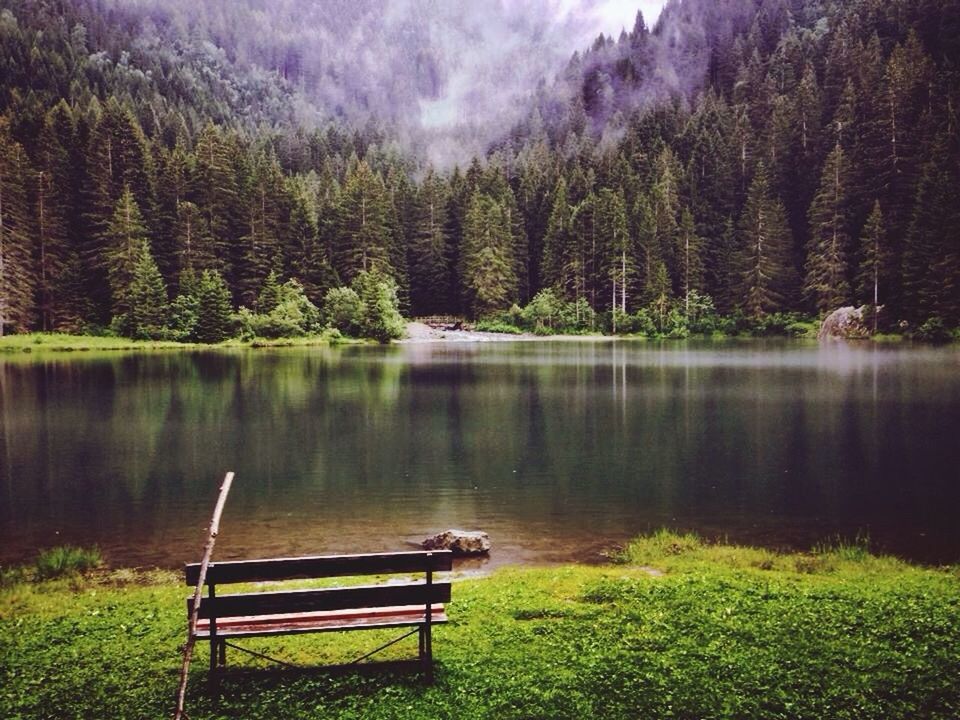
184,550,453,586
184,550,453,620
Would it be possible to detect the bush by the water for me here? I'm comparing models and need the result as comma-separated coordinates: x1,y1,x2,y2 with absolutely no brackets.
480,288,823,339
474,319,524,334
234,273,322,339
33,546,102,580
910,316,956,344
322,270,405,343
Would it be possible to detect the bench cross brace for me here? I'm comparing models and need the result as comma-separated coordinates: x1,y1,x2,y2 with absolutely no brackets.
349,627,420,665
222,641,298,669
218,627,422,670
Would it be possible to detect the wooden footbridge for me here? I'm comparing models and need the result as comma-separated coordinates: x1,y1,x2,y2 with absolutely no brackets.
413,316,474,331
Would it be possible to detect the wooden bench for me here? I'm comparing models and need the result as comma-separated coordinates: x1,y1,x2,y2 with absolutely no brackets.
184,550,453,684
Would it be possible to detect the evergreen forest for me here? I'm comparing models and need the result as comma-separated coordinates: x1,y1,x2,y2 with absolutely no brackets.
1,0,959,341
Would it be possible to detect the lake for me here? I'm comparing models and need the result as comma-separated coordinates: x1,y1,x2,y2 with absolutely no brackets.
2,339,959,569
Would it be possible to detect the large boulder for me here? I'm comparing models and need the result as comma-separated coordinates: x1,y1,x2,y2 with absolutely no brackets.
818,306,874,340
422,529,491,555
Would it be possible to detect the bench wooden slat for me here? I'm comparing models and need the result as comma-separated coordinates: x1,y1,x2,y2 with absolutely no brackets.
194,605,448,638
188,581,452,619
184,550,453,586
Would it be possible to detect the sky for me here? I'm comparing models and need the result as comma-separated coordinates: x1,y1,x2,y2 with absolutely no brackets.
568,0,667,41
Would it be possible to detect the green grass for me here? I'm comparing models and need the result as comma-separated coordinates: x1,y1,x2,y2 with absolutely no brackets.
0,332,198,352
0,331,361,355
1,532,959,719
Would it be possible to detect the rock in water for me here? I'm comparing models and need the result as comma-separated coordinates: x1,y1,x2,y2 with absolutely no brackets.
818,306,873,340
423,529,491,555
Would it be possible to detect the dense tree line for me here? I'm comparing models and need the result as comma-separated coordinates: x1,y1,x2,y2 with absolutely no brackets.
1,0,958,338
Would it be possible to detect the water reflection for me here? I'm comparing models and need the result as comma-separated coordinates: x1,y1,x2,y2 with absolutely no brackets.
1,340,959,567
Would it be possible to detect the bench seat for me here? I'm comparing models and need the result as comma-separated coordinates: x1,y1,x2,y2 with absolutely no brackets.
195,604,448,638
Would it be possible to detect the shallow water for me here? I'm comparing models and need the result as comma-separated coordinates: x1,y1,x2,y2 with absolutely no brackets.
2,339,959,569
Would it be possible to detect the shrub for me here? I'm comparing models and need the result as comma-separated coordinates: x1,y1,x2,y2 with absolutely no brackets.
474,319,523,334
522,289,564,332
749,312,811,337
558,298,597,332
237,278,322,339
629,308,657,336
814,533,871,563
684,290,720,334
322,286,363,336
912,316,953,344
0,564,25,588
353,271,406,343
34,546,102,580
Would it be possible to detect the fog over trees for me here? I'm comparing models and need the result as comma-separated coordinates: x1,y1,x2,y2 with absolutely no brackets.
1,0,958,339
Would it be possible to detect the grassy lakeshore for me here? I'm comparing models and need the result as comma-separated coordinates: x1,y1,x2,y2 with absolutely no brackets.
0,331,362,354
2,533,959,719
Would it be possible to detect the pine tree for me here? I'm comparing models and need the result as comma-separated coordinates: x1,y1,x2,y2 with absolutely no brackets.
540,177,572,292
855,201,890,331
126,242,168,339
382,171,410,312
193,124,241,282
595,188,634,318
34,102,79,331
650,148,682,287
570,192,599,311
0,121,35,335
475,161,529,303
287,176,337,306
333,160,394,283
517,139,556,295
257,270,282,314
734,163,796,318
713,217,739,314
194,269,233,343
407,170,450,315
901,161,960,323
152,142,192,288
677,207,705,315
174,200,217,284
804,144,853,314
443,167,469,314
237,151,286,306
875,31,936,289
104,186,151,321
460,192,516,318
83,98,155,319
632,193,664,306
684,92,736,302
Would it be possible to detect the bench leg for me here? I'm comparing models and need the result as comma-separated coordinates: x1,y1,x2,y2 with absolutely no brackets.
207,642,220,699
219,639,227,668
421,625,434,683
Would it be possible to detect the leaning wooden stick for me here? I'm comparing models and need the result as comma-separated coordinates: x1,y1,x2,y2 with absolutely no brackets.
173,471,235,720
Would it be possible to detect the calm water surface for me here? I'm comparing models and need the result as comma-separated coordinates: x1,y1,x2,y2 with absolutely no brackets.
2,340,959,568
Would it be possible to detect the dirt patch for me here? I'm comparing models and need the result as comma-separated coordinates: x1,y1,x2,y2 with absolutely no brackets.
400,321,535,343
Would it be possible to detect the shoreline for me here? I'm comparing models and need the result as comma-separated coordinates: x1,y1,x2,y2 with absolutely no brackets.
1,328,946,354
3,532,958,719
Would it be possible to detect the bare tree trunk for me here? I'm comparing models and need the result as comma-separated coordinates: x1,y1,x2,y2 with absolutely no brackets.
172,472,235,720
612,276,617,333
